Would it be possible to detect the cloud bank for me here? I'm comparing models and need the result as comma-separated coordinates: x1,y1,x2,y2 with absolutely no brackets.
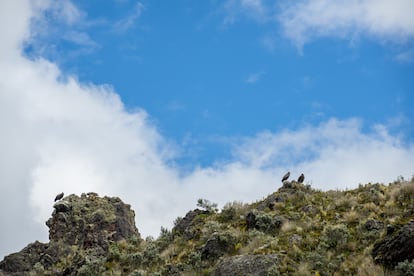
223,0,414,52
1,0,413,259
278,0,414,48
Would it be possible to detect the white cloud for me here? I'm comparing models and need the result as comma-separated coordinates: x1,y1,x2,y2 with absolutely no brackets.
278,0,414,49
63,30,98,47
234,118,414,188
221,0,414,54
395,48,414,63
24,0,99,61
1,0,414,260
50,0,83,26
222,0,270,25
0,0,32,56
245,71,265,83
113,2,145,33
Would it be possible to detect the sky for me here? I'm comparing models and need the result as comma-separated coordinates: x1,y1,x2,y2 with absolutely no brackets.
0,0,413,258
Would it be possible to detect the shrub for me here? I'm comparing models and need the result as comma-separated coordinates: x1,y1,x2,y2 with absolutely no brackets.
108,243,121,262
255,214,283,235
321,224,349,250
220,206,236,222
307,252,327,272
77,257,106,276
220,202,245,222
395,182,414,207
143,241,162,267
127,252,143,267
201,221,222,241
157,226,173,251
187,251,202,269
197,198,218,213
395,260,414,276
128,235,141,247
130,269,146,276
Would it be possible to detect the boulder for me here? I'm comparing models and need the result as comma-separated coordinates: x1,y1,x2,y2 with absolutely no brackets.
364,219,384,231
201,232,235,261
214,254,279,276
246,212,256,230
46,194,140,249
0,241,47,273
53,201,72,213
173,209,208,240
372,220,414,269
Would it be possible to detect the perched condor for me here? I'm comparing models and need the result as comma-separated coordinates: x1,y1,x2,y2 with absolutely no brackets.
281,171,290,182
54,192,64,202
297,173,305,183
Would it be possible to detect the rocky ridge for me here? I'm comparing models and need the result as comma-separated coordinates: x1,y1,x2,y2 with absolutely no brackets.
1,178,414,275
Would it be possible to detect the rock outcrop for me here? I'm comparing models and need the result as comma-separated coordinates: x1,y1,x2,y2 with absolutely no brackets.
214,254,279,276
372,220,414,269
0,193,140,275
172,209,208,240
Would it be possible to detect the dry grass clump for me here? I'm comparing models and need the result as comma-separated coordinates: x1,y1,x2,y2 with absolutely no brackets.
363,202,380,214
343,210,360,224
219,201,249,222
295,262,313,276
239,230,271,254
335,194,358,211
395,181,414,204
281,220,297,233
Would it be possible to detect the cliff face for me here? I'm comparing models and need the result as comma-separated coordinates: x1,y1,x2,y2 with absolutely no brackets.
0,193,140,275
46,193,139,249
1,179,414,275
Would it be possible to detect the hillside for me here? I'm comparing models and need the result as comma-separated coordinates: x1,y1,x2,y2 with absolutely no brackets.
1,178,413,275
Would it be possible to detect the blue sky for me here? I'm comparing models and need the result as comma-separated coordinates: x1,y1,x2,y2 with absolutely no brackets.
1,0,414,258
25,0,414,166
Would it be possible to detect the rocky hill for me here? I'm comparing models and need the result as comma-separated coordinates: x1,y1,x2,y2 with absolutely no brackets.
1,179,413,275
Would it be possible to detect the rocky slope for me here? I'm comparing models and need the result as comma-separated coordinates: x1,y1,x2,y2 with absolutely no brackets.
1,179,413,275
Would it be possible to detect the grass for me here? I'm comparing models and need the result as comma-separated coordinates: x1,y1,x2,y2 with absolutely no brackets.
20,178,414,275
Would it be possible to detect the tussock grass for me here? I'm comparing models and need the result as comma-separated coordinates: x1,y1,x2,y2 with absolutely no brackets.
29,178,414,275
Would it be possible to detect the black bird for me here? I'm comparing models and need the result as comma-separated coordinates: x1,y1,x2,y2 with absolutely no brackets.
281,171,290,182
297,173,305,183
54,192,64,202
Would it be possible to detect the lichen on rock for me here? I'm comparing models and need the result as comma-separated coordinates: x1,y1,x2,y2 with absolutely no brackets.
372,220,414,269
0,193,141,275
214,254,279,276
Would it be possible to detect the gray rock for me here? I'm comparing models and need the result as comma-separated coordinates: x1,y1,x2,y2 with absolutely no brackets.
47,194,140,248
364,219,384,231
246,212,256,230
214,254,279,276
372,220,414,269
53,201,71,213
289,234,302,245
173,209,208,240
1,194,141,275
201,232,235,261
257,194,285,211
0,241,47,273
302,205,319,216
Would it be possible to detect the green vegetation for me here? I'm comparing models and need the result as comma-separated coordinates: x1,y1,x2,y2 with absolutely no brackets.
3,178,414,275
90,178,413,275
